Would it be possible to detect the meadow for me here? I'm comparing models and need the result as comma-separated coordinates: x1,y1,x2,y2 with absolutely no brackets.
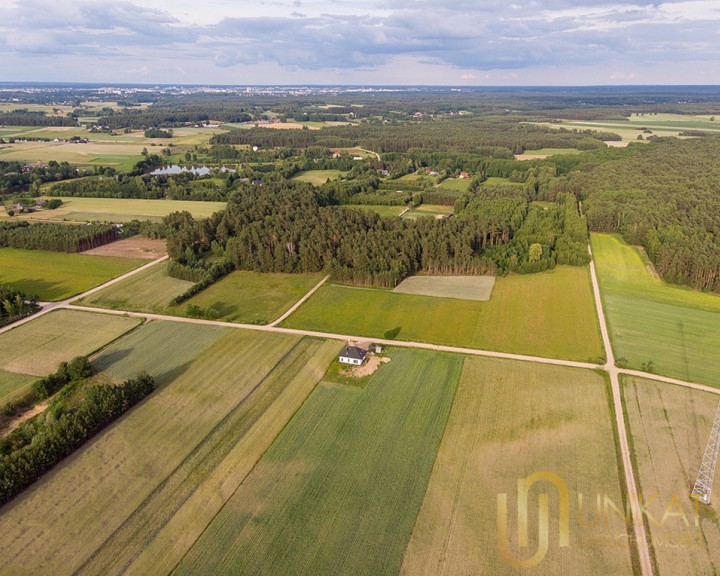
75,261,193,313
172,270,325,324
435,177,472,192
591,233,720,385
623,376,720,575
0,247,146,301
0,325,342,576
282,265,604,362
291,169,346,184
0,309,141,377
401,357,633,576
402,204,453,219
1,196,226,223
342,204,406,217
173,348,463,576
0,370,36,405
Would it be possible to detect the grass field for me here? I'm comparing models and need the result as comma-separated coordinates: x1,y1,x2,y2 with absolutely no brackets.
394,275,495,301
592,233,720,385
623,376,720,575
0,370,36,405
0,328,342,576
76,262,193,313
0,247,146,301
1,196,226,223
291,169,346,184
401,357,633,575
172,270,325,324
0,309,141,377
173,348,463,576
402,204,453,219
283,266,604,362
436,177,472,192
518,147,582,157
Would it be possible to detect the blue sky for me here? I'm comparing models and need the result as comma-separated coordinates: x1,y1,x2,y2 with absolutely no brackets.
1,0,720,85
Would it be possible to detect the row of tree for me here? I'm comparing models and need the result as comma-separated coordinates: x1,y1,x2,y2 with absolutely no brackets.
0,286,39,327
0,221,118,252
0,366,155,505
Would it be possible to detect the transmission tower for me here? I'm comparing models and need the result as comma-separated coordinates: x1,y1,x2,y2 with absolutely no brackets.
691,398,720,505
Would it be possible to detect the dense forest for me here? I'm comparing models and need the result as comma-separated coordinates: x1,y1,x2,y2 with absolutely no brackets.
0,221,118,252
164,177,588,287
576,137,720,291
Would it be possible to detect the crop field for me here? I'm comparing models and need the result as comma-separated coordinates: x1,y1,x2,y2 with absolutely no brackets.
401,357,633,575
283,266,603,362
592,233,720,385
173,270,325,324
0,247,146,301
0,309,141,377
291,169,346,184
0,370,35,405
173,348,463,576
1,196,226,223
394,275,495,301
76,261,193,313
0,328,342,576
623,376,720,575
516,147,582,159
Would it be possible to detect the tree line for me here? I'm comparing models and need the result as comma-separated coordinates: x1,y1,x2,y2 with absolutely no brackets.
0,359,155,506
0,286,39,327
0,221,118,252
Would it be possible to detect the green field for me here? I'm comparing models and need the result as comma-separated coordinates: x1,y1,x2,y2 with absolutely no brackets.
0,309,141,377
623,376,720,575
0,247,146,301
0,327,342,576
393,274,495,301
173,270,325,324
436,177,472,192
173,348,462,576
518,147,582,157
402,358,633,575
592,233,720,385
283,266,603,362
343,204,406,217
0,370,36,405
291,169,346,184
1,196,226,223
76,262,193,313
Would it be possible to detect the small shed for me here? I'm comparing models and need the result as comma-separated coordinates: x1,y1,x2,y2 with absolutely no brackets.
339,346,368,366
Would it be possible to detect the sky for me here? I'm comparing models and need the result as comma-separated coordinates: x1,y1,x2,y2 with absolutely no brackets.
1,0,720,86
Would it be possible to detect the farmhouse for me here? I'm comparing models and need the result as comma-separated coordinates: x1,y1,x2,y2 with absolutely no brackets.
339,345,368,366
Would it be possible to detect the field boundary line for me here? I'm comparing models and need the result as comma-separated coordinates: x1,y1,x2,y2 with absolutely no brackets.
589,244,654,576
268,274,329,327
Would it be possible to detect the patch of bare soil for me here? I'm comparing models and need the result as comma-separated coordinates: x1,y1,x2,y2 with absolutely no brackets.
342,354,390,379
1,402,48,438
82,237,167,259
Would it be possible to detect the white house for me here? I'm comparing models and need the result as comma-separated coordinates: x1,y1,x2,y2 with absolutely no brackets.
339,346,368,366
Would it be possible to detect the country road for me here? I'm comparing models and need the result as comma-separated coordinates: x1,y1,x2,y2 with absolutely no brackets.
5,245,720,576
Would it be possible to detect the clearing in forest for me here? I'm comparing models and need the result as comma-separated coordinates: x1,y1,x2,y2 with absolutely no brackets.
283,265,603,362
623,375,720,575
0,247,147,301
592,233,720,385
173,348,462,576
0,309,141,377
393,275,495,301
401,357,633,576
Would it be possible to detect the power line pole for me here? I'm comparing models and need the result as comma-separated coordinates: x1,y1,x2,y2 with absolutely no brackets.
691,398,720,505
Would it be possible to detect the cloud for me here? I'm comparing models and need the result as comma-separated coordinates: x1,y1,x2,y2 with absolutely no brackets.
2,0,720,83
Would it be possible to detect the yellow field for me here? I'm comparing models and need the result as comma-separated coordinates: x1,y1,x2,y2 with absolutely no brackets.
401,357,633,575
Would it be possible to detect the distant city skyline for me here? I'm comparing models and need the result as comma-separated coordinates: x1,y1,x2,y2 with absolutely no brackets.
2,0,720,86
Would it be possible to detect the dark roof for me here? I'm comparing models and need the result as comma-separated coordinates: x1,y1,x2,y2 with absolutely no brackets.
339,346,367,360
